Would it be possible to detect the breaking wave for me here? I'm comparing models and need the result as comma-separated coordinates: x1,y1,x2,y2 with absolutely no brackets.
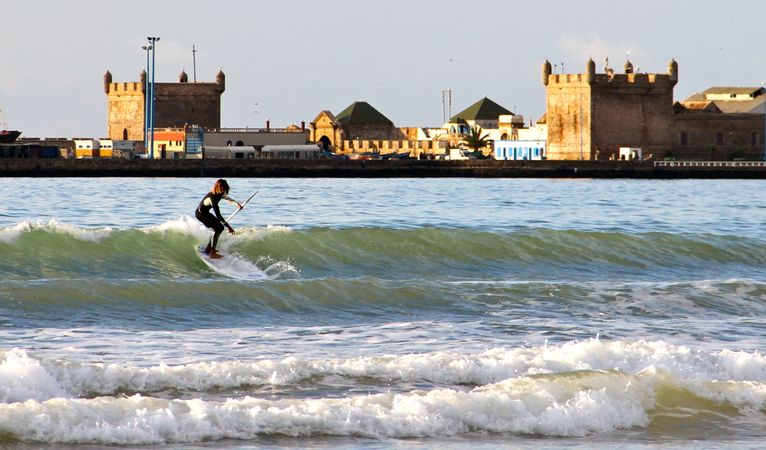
0,339,764,444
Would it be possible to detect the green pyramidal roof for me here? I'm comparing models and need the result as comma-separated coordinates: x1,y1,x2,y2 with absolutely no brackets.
335,101,393,126
449,97,513,122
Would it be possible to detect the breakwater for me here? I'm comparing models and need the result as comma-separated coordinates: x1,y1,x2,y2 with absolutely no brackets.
2,158,766,178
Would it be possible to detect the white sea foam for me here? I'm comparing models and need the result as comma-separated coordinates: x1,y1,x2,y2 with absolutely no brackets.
0,217,292,244
0,349,68,403
1,341,766,444
143,215,205,237
0,372,654,444
144,216,292,245
3,340,766,404
0,219,113,243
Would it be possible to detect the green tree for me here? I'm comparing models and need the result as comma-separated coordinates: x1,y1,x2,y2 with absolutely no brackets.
461,125,490,152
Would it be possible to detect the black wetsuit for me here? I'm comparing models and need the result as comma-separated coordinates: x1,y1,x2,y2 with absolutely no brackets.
195,192,227,234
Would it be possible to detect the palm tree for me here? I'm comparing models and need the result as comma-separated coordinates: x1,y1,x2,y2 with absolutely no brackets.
461,125,490,153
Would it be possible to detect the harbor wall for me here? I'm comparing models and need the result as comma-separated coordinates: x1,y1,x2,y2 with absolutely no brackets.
2,159,766,178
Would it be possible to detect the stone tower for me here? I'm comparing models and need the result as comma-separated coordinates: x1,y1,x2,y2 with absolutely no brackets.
542,58,677,160
104,70,226,141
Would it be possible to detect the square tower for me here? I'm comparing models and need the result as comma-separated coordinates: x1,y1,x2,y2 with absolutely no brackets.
104,70,225,141
543,59,678,160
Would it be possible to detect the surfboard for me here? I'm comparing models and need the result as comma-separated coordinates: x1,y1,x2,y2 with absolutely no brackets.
196,245,269,281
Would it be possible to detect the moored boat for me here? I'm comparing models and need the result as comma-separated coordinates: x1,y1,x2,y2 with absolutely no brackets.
0,109,21,143
0,129,21,144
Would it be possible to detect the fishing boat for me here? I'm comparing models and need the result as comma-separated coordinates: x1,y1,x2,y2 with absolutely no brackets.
0,109,21,143
0,130,21,144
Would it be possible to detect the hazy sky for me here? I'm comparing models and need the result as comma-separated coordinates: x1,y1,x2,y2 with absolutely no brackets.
2,0,764,138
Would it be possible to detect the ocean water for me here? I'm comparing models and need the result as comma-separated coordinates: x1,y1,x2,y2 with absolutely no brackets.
0,177,765,449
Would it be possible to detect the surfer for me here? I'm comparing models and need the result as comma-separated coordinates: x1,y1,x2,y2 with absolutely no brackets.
196,179,242,259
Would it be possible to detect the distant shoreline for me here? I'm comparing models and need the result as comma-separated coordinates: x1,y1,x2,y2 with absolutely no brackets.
2,159,766,179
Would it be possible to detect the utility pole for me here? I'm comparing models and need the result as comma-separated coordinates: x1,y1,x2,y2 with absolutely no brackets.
141,44,152,146
579,82,584,160
192,44,197,83
441,89,447,123
147,36,160,159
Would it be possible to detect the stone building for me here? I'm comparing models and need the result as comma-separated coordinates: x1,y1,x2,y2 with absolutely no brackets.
672,101,764,160
542,58,765,160
310,101,405,151
310,102,449,157
672,87,765,160
104,69,225,141
310,101,407,151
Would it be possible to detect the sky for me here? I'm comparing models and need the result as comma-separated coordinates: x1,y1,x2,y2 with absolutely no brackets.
2,0,765,138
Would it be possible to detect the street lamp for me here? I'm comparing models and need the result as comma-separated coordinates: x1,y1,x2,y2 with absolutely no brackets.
147,36,160,159
141,44,152,149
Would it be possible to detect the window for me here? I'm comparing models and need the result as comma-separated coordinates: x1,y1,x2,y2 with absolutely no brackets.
680,132,688,145
716,132,723,145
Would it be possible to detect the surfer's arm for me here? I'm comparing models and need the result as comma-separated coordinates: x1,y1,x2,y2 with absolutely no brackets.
223,194,243,209
213,204,235,233
213,202,235,234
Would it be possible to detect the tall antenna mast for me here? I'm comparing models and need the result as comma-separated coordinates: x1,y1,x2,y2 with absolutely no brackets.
192,44,197,83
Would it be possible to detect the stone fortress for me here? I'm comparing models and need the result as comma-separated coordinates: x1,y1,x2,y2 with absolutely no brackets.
543,58,764,161
104,69,225,141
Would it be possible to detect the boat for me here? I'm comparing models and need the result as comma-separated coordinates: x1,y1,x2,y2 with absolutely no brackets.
0,130,21,144
0,109,21,143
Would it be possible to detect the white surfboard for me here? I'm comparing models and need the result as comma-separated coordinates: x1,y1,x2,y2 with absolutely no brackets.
196,245,269,281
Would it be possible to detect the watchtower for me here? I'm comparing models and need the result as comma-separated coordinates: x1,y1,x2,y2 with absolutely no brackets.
543,58,678,160
104,70,226,141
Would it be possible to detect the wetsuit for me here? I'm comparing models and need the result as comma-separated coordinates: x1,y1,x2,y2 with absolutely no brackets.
196,192,237,250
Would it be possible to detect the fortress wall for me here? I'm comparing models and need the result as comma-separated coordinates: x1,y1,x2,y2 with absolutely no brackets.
153,83,222,130
590,76,675,160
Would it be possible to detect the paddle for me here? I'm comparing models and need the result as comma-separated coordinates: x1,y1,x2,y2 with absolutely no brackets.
226,191,258,223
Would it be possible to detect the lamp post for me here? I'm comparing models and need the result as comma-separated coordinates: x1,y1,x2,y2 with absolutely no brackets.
141,44,152,149
147,36,160,159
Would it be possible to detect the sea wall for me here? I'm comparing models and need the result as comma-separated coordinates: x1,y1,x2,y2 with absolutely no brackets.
2,158,766,178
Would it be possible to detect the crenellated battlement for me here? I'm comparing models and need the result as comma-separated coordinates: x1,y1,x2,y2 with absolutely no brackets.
105,82,144,94
546,72,674,87
543,58,679,88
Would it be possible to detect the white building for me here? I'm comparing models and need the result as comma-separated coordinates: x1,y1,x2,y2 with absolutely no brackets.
494,140,546,160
